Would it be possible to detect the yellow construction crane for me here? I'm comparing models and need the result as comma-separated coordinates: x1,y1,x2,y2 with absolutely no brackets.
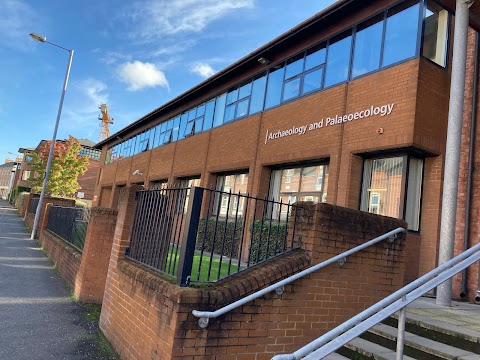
98,104,114,141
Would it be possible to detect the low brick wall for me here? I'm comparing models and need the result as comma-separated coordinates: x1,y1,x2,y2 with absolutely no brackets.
100,186,407,360
40,229,82,290
38,206,118,304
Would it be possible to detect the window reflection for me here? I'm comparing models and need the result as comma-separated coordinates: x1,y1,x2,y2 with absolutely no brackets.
325,30,353,87
265,66,285,109
383,1,420,67
352,14,383,77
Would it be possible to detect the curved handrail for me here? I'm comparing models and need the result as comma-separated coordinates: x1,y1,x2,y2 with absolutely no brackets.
192,227,406,328
272,240,480,360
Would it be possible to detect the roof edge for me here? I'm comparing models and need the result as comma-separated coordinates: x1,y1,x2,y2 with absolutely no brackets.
95,0,352,149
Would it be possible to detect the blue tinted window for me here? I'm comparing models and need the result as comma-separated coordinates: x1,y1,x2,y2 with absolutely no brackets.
305,43,326,70
133,135,141,155
224,104,235,123
285,54,304,79
382,2,420,67
214,93,227,127
265,66,285,109
172,117,180,141
283,77,301,101
236,98,249,118
188,108,196,121
195,117,203,134
203,100,215,131
226,89,238,105
250,73,267,114
178,113,188,140
239,81,252,99
184,121,194,137
197,104,206,116
325,30,352,87
352,15,383,78
148,127,155,150
302,68,324,94
153,123,165,147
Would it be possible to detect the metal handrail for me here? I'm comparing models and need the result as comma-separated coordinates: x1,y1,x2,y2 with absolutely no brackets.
192,227,406,328
272,240,480,360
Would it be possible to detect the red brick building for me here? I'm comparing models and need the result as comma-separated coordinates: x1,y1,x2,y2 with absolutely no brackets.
93,0,480,301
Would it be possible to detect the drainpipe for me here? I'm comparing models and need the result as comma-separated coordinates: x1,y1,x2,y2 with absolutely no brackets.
437,0,474,307
461,33,479,299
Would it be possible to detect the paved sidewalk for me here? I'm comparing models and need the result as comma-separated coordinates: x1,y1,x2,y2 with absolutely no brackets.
0,200,115,360
408,296,480,332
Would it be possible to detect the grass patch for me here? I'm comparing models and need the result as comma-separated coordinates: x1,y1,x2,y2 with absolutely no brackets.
165,247,244,283
83,303,102,322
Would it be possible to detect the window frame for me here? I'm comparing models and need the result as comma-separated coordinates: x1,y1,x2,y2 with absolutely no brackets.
359,153,424,232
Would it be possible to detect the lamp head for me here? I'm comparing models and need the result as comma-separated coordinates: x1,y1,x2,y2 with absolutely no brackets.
30,33,47,42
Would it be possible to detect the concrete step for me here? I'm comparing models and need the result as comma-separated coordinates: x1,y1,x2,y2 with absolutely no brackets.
365,322,480,359
384,312,480,354
340,337,416,360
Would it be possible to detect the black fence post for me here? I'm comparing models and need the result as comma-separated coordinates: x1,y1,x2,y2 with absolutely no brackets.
177,186,203,287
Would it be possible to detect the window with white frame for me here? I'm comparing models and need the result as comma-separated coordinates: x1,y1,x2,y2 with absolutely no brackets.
269,164,328,204
215,172,249,217
179,177,201,213
22,171,30,181
360,155,423,231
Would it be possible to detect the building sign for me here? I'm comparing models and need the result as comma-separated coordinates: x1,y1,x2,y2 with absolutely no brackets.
265,103,395,144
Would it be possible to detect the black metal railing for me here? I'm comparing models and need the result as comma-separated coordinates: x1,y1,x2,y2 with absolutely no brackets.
126,187,189,279
126,186,302,286
46,206,90,251
28,197,40,214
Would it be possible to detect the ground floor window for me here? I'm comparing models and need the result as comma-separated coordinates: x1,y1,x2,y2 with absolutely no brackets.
179,177,201,213
150,179,168,190
216,172,249,217
360,155,423,231
269,164,329,204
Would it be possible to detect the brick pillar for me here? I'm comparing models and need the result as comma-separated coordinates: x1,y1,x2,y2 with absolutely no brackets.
22,193,31,219
75,207,118,303
100,185,140,338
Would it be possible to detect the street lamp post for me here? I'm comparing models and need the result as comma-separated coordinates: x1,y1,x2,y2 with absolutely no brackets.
29,32,74,239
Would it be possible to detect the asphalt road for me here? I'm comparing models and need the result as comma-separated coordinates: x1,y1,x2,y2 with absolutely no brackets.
0,199,116,360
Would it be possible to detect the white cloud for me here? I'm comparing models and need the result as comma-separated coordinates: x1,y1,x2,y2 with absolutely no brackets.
0,0,38,50
117,61,169,91
125,0,254,40
191,62,216,79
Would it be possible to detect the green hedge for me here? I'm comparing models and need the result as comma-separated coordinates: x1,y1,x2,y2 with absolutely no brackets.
196,218,243,258
195,218,290,264
10,186,31,203
249,220,288,264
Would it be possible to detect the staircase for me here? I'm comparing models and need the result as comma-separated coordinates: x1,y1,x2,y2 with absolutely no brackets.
323,297,480,360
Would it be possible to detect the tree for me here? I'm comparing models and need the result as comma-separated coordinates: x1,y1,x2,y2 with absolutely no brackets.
29,136,90,198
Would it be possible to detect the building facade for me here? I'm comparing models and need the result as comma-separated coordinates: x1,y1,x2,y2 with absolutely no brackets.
93,0,480,299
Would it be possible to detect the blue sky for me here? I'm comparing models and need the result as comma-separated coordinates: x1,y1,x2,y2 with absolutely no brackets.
0,0,336,162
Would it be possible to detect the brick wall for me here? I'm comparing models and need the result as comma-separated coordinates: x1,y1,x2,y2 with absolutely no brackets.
75,207,118,303
38,205,118,304
100,186,406,359
40,229,82,290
